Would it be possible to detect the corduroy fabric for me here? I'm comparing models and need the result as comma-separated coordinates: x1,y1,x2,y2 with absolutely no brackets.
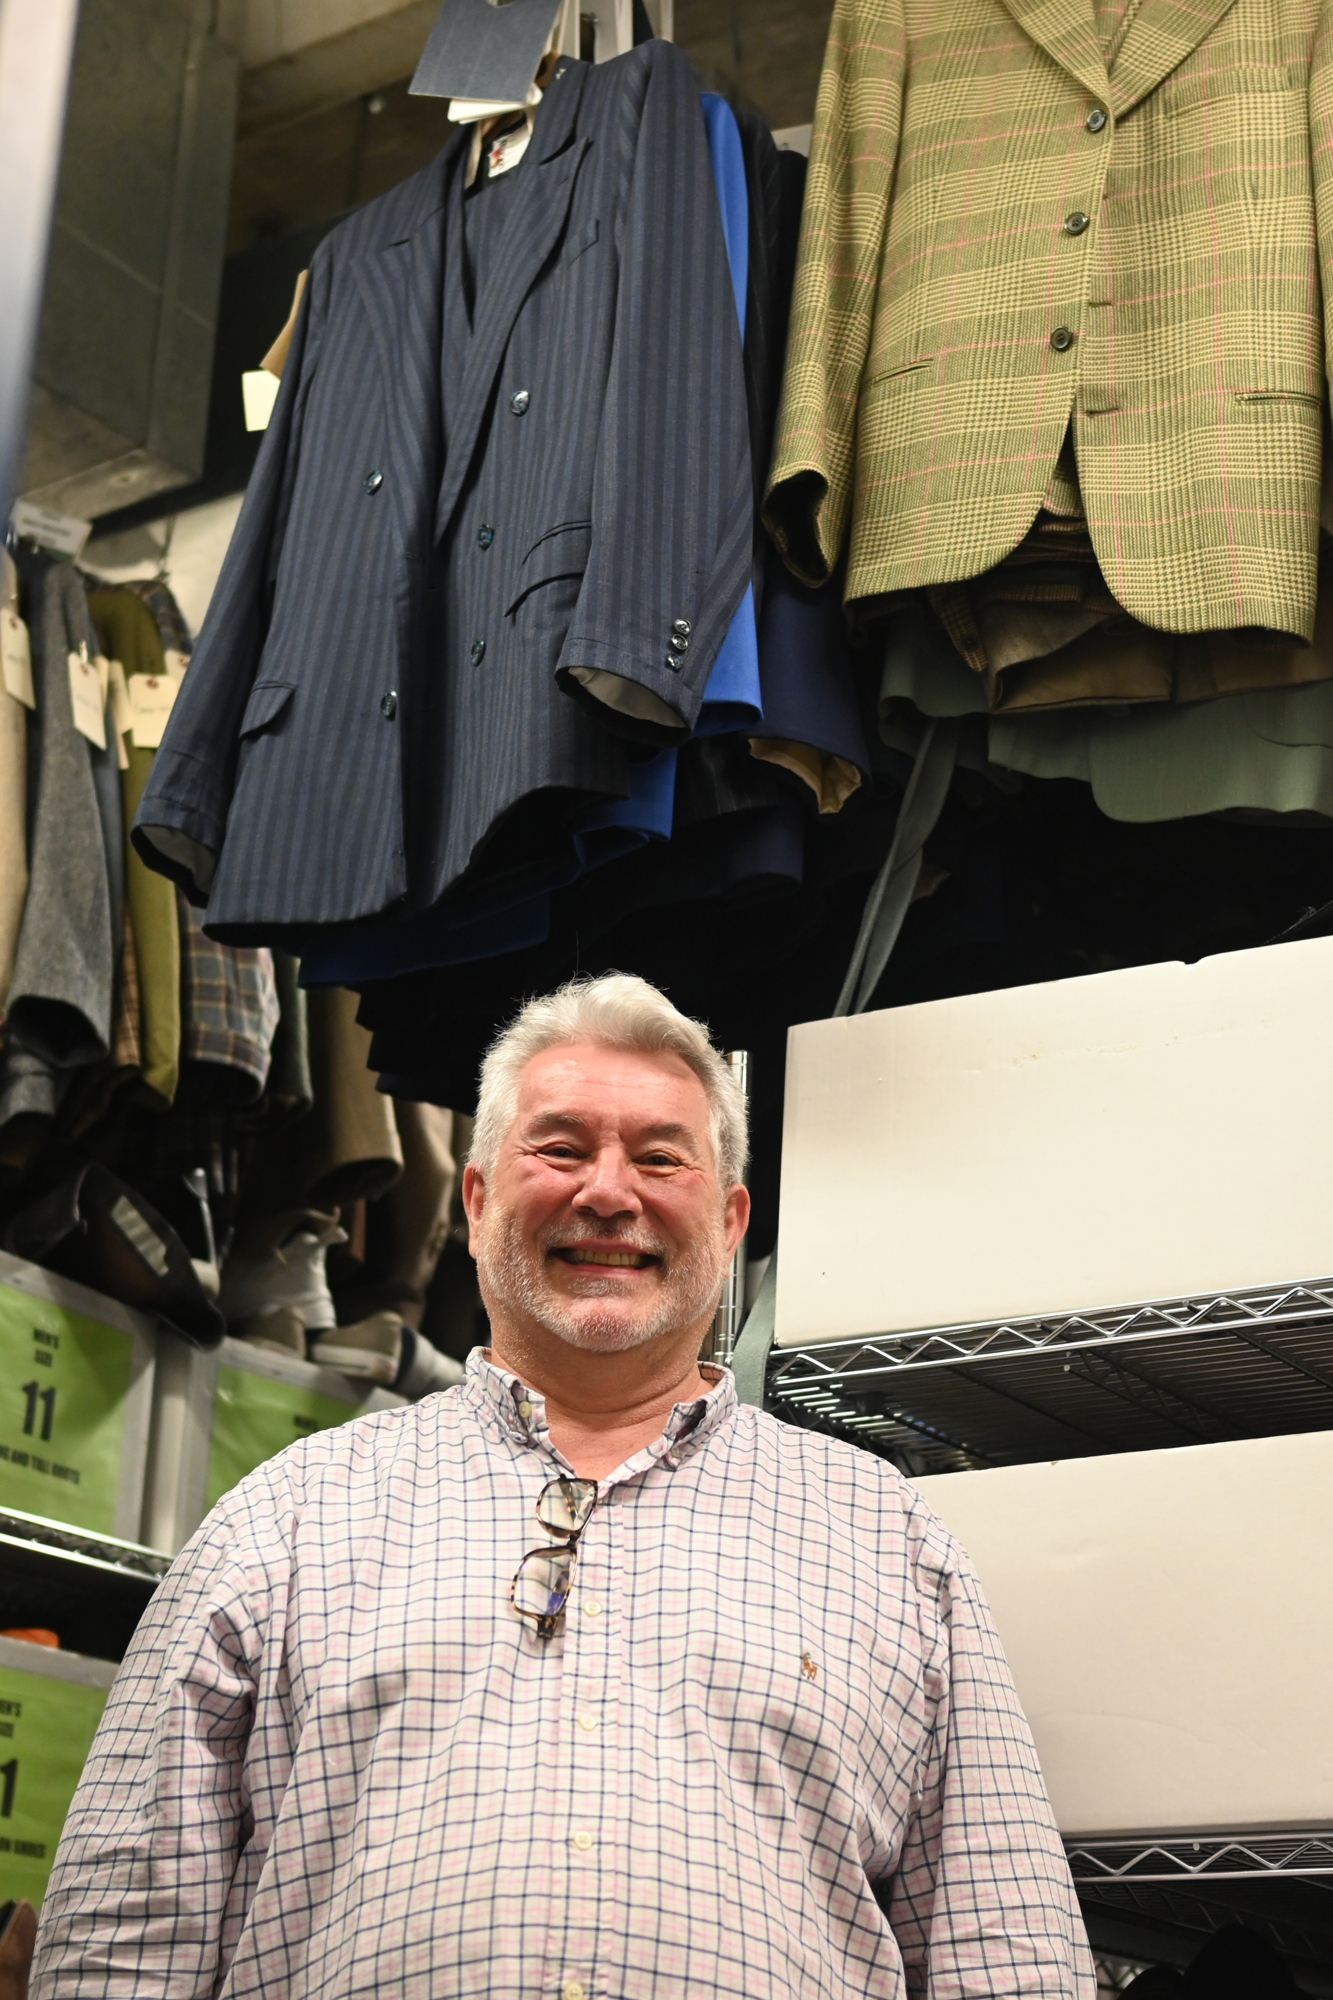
131,44,752,939
766,0,1333,644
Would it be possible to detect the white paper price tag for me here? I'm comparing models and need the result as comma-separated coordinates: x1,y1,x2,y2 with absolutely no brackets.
1,610,34,709
68,650,106,750
127,673,177,749
10,500,91,560
106,660,132,770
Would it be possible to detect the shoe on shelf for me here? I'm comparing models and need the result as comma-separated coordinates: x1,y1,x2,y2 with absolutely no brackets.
309,1310,404,1385
394,1327,466,1400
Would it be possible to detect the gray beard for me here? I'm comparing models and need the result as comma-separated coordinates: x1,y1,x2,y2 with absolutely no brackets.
475,1209,730,1352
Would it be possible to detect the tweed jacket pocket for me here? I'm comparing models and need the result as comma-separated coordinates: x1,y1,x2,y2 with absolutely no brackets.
238,680,296,738
1160,62,1297,113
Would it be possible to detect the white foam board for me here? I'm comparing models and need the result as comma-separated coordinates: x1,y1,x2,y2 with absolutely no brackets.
916,1430,1333,1836
776,937,1333,1344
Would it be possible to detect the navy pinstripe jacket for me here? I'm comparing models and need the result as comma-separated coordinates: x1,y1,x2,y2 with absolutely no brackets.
133,43,751,937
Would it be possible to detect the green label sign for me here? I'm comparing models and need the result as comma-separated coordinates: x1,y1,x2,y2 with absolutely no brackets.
0,1286,132,1532
0,1660,109,1905
206,1365,362,1513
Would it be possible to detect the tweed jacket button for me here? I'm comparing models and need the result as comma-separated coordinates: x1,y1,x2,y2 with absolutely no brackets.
509,389,530,414
672,618,691,636
363,470,383,494
1086,105,1107,132
477,523,495,548
380,691,397,719
1063,211,1090,235
1049,325,1076,351
470,638,487,665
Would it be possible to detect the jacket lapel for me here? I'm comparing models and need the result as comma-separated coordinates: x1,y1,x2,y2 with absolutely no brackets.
1107,0,1241,116
351,136,464,563
433,60,591,543
998,0,1108,105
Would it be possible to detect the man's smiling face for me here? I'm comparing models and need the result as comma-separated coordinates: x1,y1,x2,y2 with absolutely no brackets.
466,1041,745,1353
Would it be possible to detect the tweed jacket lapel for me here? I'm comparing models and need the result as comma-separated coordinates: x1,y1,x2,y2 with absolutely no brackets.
1107,0,1241,115
351,136,464,561
433,60,591,543
998,0,1108,103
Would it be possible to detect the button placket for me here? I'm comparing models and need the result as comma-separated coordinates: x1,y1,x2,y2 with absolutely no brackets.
550,1493,619,2000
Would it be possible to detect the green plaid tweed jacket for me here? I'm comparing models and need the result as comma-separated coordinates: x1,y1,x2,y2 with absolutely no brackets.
766,0,1333,643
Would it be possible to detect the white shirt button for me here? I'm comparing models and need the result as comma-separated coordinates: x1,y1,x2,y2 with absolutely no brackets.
563,1982,586,2000
577,1712,597,1732
571,1830,594,1851
582,1598,601,1617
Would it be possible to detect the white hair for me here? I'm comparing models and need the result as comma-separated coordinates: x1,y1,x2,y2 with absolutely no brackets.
471,973,748,1187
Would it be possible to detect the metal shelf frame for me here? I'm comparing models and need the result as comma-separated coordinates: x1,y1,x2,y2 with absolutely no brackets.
0,1507,169,1587
764,1276,1333,1471
1068,1831,1333,1885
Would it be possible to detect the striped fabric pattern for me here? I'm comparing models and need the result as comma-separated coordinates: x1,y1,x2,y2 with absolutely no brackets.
132,44,751,942
766,0,1332,645
32,1354,1093,1999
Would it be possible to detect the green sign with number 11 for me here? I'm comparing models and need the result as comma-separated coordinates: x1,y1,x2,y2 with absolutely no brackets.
0,1654,110,1905
0,1284,133,1532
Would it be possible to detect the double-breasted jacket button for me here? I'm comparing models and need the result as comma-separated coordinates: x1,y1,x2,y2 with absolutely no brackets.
669,631,689,654
380,690,398,719
1086,105,1108,132
1063,211,1090,236
477,523,495,548
364,470,384,494
509,389,530,415
664,653,682,673
1049,325,1076,351
672,618,692,637
470,638,487,666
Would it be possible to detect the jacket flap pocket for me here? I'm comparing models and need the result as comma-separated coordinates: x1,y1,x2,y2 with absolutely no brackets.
239,679,296,739
563,217,599,266
507,522,592,614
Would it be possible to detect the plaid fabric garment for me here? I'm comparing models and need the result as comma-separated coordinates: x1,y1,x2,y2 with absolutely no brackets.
178,894,279,1102
31,1354,1094,2000
767,0,1332,644
121,578,193,659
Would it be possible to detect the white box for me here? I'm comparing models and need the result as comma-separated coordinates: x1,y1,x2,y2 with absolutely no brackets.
916,1430,1333,1837
143,1334,403,1555
776,936,1333,1345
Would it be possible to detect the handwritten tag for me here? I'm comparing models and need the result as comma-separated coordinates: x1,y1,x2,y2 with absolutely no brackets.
127,672,177,749
106,660,132,769
1,609,34,708
68,648,106,749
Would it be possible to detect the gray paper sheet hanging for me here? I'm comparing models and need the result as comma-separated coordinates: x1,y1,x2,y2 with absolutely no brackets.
409,0,562,104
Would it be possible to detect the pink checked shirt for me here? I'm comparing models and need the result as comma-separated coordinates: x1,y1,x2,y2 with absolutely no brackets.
32,1353,1094,1999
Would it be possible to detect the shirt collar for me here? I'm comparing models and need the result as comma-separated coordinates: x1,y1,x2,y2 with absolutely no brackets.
463,1348,738,1477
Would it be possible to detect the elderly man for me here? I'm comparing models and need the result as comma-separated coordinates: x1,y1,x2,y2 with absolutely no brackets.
32,973,1093,1999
